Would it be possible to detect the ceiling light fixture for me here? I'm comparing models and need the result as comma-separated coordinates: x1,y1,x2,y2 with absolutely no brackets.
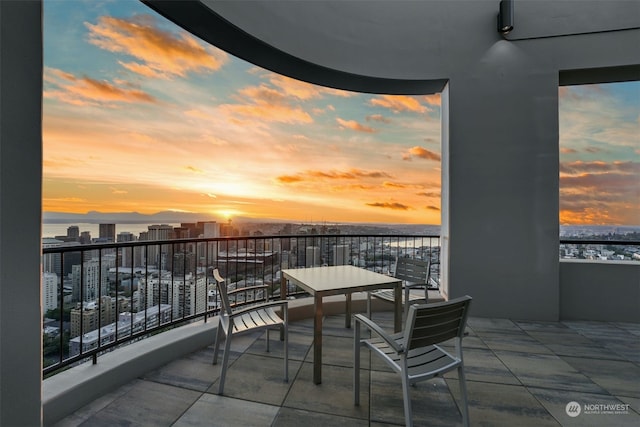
498,0,514,34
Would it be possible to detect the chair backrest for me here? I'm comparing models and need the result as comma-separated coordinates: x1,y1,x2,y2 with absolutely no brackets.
394,257,430,285
403,295,472,351
213,269,233,316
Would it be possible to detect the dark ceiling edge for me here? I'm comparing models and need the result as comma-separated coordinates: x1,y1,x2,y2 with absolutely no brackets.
141,0,446,95
560,65,640,86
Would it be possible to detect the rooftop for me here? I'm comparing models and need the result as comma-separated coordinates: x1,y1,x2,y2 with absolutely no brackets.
54,310,639,426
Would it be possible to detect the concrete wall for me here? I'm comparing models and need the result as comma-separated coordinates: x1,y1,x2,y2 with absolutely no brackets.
560,260,640,322
148,0,640,320
0,1,43,426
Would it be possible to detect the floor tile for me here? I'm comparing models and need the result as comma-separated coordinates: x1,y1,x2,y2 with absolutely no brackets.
173,393,279,427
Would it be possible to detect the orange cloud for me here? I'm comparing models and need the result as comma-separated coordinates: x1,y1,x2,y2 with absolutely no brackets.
220,103,313,124
426,205,440,211
44,68,157,106
423,94,441,106
336,118,377,133
219,83,313,124
268,74,323,100
370,95,428,113
277,168,393,184
560,147,578,154
86,15,227,79
366,202,412,210
417,191,440,197
383,182,407,189
402,146,441,161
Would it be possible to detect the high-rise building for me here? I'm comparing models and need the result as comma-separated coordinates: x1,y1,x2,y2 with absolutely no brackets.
79,231,92,244
117,232,136,268
99,224,116,242
332,244,350,266
202,221,220,238
42,272,58,315
306,246,321,267
71,259,108,302
67,226,79,240
146,225,174,267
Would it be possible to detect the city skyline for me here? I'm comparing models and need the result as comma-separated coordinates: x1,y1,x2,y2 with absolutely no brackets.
43,1,639,226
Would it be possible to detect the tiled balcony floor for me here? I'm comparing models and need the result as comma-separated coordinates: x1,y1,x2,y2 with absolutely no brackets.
54,312,640,426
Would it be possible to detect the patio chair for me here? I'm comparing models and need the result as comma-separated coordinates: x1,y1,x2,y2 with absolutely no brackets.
212,268,289,394
367,257,439,320
354,295,472,427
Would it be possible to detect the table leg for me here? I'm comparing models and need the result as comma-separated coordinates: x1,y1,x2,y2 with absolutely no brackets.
345,293,352,328
394,282,402,332
280,276,287,341
313,294,323,384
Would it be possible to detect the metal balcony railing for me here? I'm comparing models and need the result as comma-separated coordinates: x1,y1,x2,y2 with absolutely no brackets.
41,234,440,376
559,238,640,262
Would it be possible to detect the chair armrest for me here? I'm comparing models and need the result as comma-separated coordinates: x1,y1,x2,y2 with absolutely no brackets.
229,299,288,318
354,314,403,353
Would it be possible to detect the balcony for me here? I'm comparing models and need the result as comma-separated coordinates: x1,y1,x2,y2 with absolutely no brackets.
46,309,640,425
40,235,640,425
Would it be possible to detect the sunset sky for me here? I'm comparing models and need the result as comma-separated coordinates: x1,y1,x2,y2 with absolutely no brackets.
43,1,639,226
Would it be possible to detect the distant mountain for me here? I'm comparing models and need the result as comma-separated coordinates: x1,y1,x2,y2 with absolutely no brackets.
43,211,219,224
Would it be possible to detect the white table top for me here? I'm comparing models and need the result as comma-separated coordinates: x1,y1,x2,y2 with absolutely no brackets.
281,265,401,296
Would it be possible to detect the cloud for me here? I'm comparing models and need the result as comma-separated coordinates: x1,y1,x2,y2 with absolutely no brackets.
370,95,428,113
560,160,639,175
44,67,158,106
423,94,441,106
219,84,313,124
276,168,393,184
559,160,640,224
110,187,128,194
85,15,227,79
426,205,440,211
560,147,578,154
366,114,392,124
268,74,323,100
402,146,441,161
336,118,377,133
417,191,440,197
383,182,407,189
185,165,203,173
366,202,412,210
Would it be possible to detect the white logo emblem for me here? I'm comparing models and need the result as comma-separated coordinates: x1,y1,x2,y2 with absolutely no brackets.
566,401,581,417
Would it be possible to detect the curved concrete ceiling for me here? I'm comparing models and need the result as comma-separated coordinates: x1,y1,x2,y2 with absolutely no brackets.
142,0,449,94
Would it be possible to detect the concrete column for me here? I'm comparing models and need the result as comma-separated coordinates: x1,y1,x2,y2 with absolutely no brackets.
0,1,43,425
442,40,560,320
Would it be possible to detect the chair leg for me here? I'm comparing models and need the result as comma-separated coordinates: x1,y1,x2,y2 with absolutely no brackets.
218,328,233,395
266,329,270,352
401,370,413,427
283,323,289,382
458,366,470,427
212,321,224,365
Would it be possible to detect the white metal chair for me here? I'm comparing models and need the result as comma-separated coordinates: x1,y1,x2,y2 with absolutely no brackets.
354,295,472,427
367,257,439,320
212,268,289,394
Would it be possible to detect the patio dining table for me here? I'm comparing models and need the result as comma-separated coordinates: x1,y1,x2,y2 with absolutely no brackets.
280,265,402,384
